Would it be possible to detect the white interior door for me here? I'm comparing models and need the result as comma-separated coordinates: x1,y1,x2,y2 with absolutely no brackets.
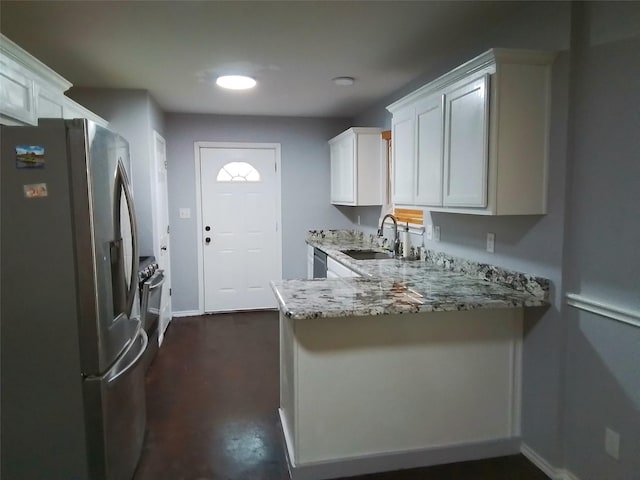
199,144,281,312
152,131,172,343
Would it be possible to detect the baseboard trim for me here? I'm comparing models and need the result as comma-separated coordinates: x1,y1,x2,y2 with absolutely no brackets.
172,308,278,318
280,428,521,480
171,310,201,318
520,443,580,480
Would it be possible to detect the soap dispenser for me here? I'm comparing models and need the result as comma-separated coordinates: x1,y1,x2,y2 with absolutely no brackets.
401,223,410,258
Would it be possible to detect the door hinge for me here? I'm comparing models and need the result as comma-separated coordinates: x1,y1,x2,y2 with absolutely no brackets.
167,225,170,234
169,288,172,296
275,162,277,172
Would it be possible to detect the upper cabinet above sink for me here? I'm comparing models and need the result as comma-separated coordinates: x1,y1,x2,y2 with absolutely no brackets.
329,127,383,206
388,49,556,216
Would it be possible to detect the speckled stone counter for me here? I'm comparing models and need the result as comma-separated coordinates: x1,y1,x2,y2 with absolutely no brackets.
271,229,549,320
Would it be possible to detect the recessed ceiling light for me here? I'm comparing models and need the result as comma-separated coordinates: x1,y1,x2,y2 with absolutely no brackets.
333,76,355,86
216,75,257,90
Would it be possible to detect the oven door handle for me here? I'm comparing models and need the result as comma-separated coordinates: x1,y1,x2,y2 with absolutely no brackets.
146,271,165,291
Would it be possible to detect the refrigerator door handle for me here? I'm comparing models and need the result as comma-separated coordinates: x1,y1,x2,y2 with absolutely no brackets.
116,159,139,318
108,323,148,384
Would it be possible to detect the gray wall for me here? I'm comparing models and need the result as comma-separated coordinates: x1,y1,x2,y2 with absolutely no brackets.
68,88,166,257
354,1,572,466
164,114,352,312
561,3,640,479
353,1,640,477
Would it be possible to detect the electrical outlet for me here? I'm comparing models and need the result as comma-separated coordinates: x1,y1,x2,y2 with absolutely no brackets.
487,233,495,253
179,208,191,219
605,428,620,459
433,226,441,242
426,224,433,240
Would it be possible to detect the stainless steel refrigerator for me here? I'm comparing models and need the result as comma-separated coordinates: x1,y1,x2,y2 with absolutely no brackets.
1,119,148,480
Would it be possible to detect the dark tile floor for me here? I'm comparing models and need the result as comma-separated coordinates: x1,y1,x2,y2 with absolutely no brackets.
133,312,549,480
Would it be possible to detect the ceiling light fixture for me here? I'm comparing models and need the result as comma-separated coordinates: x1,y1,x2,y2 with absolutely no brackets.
216,75,257,90
332,76,355,86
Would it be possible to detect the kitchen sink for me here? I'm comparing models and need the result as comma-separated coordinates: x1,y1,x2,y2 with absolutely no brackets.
341,249,395,260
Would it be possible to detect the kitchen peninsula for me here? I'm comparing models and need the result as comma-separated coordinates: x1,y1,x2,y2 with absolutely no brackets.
271,230,549,480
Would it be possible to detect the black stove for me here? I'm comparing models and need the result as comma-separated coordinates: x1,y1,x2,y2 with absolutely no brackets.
137,256,164,372
138,257,159,289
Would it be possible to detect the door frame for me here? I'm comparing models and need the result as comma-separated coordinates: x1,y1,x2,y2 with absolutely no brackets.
151,130,172,341
193,141,282,314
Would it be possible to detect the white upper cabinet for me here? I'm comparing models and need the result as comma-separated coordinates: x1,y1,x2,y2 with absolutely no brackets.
329,127,383,206
388,49,555,215
393,93,445,206
443,74,489,208
330,132,355,204
415,93,444,205
0,34,107,127
391,108,414,205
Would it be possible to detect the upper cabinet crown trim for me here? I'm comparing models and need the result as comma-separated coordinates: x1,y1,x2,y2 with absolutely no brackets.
1,34,107,127
387,48,556,114
329,127,383,144
1,34,72,93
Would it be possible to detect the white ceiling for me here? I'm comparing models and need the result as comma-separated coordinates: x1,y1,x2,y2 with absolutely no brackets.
0,1,524,118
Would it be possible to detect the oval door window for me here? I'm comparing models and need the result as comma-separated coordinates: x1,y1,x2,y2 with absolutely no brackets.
216,161,260,182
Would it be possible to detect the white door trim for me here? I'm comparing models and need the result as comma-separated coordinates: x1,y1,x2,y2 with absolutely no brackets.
194,141,282,314
152,130,172,341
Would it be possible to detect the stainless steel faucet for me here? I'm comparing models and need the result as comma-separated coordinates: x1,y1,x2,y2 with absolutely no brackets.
377,213,400,256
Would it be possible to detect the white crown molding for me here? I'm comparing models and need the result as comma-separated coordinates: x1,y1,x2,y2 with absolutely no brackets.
566,293,640,328
0,33,72,93
386,48,556,113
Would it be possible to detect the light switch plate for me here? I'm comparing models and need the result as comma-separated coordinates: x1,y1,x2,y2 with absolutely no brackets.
426,224,433,240
605,427,620,459
433,226,440,242
179,208,191,219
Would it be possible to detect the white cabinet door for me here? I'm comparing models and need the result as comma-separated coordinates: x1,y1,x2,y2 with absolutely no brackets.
443,74,489,207
0,54,35,125
415,94,444,206
35,85,64,119
391,108,414,205
329,127,382,206
327,257,360,278
330,135,355,204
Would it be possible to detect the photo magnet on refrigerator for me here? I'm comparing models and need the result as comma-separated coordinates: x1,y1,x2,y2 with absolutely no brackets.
16,145,45,169
23,183,48,198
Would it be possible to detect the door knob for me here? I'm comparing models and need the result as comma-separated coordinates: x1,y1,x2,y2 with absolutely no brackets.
205,226,211,231
205,237,211,244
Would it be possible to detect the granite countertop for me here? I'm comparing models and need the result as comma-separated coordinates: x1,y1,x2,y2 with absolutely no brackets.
271,230,550,320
